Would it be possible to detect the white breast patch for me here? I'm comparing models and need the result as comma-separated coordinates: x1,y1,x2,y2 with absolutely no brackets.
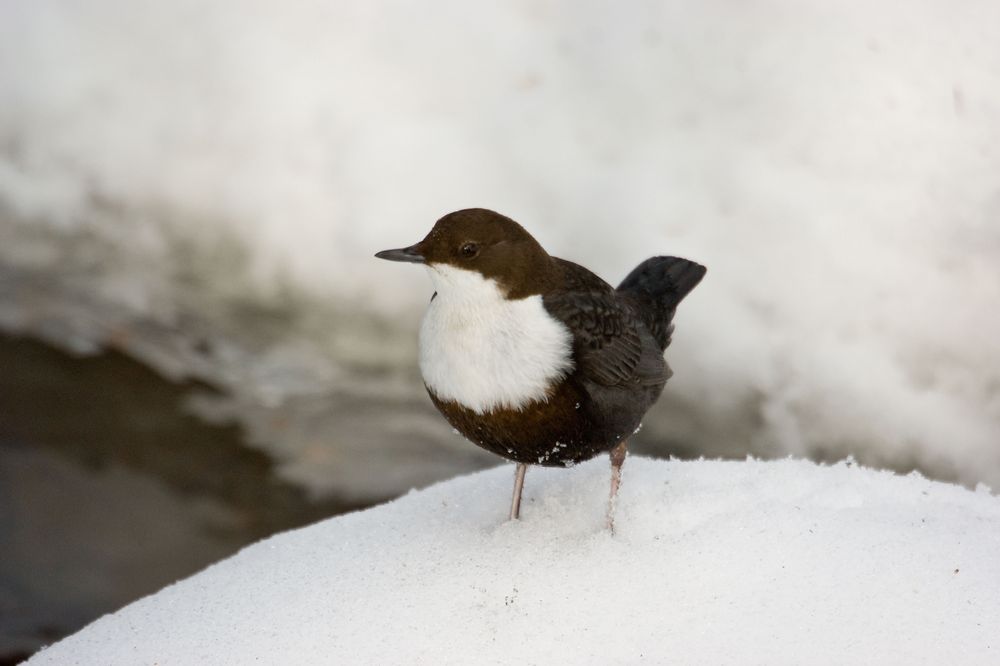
418,264,574,415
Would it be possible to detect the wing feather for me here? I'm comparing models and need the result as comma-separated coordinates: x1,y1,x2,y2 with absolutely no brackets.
543,260,668,388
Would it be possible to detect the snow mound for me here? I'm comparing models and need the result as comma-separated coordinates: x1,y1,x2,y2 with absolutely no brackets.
29,457,1000,665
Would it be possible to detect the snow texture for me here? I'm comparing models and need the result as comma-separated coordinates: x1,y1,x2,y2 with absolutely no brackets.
28,457,1000,665
1,1,999,497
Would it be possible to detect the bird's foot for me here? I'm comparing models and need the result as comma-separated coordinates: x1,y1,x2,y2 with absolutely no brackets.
509,462,528,520
607,440,628,532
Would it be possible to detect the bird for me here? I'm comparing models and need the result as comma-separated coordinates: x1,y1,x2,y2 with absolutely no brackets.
376,208,705,528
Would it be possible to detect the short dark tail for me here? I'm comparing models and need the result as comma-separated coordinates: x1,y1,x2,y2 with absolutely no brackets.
617,256,706,350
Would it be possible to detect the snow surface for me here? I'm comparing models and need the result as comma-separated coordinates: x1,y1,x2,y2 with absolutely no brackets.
2,1,1000,498
29,457,1000,665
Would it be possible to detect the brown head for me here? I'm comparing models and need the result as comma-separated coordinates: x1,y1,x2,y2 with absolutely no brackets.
375,208,555,298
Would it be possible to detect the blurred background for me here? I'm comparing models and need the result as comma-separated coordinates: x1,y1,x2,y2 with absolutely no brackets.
2,0,999,661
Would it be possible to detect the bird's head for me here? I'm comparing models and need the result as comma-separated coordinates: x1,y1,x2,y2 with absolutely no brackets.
376,208,553,299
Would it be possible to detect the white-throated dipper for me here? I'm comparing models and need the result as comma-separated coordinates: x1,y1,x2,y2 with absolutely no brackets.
376,208,705,528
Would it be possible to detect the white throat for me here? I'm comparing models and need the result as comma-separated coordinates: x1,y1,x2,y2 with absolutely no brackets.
418,264,574,414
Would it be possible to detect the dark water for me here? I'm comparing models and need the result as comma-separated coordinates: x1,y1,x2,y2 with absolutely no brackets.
0,335,373,663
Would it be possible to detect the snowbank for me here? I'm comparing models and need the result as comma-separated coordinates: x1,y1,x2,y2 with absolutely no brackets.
28,457,1000,665
2,1,1000,496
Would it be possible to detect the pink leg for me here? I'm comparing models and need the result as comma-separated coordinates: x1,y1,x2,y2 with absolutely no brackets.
509,463,528,520
607,440,628,532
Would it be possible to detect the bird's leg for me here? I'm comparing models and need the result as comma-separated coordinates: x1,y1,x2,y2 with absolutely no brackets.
607,440,628,532
509,462,528,520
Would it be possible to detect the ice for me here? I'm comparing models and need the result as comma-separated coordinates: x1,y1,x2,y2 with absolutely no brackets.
26,457,1000,664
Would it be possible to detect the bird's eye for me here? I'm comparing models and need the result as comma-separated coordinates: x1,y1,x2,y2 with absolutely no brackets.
459,242,479,258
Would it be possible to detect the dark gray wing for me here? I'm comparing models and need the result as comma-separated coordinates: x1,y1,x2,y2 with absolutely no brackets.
543,259,668,388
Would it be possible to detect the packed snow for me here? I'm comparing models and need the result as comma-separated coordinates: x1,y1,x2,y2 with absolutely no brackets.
1,1,999,499
28,457,1000,665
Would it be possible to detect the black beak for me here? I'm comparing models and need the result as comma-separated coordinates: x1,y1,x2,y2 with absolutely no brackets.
374,245,425,264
